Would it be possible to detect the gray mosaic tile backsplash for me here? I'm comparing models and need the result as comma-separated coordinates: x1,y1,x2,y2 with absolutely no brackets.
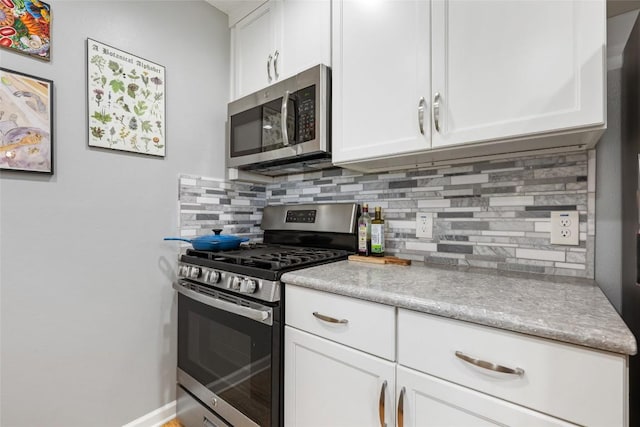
178,176,266,241
179,149,596,278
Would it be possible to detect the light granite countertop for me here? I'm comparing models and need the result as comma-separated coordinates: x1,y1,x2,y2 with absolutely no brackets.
281,260,637,355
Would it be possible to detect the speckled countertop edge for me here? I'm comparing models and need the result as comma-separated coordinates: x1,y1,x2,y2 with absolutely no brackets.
281,260,637,356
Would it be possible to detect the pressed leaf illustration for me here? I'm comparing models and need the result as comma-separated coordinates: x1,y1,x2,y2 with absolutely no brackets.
90,55,106,73
127,83,139,99
108,60,123,75
141,120,152,133
91,126,105,139
134,101,148,117
129,117,138,131
92,110,112,124
110,79,125,93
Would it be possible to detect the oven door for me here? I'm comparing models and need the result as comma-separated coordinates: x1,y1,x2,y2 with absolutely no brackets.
175,281,280,427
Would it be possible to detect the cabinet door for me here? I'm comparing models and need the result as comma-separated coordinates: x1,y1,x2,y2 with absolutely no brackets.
232,1,282,99
431,0,605,148
280,0,331,81
332,0,431,164
285,326,396,427
396,366,577,427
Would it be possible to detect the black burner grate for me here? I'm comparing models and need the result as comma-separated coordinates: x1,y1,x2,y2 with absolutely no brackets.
181,245,349,281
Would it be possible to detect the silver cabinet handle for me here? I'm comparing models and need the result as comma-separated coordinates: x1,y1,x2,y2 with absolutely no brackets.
312,311,349,324
433,92,441,133
397,386,405,427
418,97,426,135
273,50,280,79
378,380,387,427
455,351,524,376
281,90,290,146
267,54,273,83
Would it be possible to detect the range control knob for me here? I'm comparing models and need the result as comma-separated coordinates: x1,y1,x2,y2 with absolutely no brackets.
240,279,257,294
178,265,188,277
207,270,221,284
189,266,201,279
231,276,242,291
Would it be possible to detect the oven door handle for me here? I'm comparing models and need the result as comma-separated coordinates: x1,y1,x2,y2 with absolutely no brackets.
173,282,273,325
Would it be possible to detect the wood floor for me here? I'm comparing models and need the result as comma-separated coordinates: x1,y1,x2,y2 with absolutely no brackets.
161,420,182,427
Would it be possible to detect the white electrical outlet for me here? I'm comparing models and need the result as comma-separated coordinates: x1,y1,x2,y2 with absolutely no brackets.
550,211,579,245
416,212,433,238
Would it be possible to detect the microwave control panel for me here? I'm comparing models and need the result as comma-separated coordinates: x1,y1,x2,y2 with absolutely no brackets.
297,85,316,143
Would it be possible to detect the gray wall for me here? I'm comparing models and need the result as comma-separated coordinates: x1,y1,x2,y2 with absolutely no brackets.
0,2,229,426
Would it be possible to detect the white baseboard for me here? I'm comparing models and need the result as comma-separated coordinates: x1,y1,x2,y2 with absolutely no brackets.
122,400,176,427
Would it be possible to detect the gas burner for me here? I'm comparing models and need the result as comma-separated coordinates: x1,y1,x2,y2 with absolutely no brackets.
183,245,348,280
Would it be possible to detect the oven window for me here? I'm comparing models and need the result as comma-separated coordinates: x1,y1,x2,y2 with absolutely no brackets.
230,106,262,157
178,293,273,427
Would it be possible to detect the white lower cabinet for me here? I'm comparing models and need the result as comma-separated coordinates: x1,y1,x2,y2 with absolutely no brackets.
284,286,629,426
284,326,396,427
396,365,576,427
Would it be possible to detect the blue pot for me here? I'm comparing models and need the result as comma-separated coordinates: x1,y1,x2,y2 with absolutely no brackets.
164,229,250,251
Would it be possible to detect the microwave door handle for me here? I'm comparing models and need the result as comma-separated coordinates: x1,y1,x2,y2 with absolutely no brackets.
173,282,272,324
281,90,290,146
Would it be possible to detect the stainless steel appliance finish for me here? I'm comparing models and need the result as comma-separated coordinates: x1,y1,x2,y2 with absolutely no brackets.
261,203,358,234
227,64,331,175
175,202,359,427
177,386,231,427
174,280,274,325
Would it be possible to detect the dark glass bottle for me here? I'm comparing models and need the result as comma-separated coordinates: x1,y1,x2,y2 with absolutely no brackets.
357,204,372,256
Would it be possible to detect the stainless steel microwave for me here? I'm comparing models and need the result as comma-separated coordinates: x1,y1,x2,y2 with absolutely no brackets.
227,64,331,176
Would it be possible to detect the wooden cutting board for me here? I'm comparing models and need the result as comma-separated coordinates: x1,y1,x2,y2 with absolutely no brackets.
348,255,411,265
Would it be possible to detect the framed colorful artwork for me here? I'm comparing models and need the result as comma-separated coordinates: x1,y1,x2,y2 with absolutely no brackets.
0,67,53,174
0,0,51,61
87,38,166,157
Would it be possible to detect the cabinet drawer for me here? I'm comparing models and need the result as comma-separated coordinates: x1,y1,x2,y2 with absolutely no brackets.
398,309,627,427
285,286,395,360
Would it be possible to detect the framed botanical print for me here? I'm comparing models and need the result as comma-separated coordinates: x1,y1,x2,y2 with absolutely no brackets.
87,38,166,157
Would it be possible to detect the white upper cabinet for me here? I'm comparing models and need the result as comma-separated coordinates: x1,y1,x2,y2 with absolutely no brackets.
232,1,282,99
331,0,606,171
431,0,605,149
332,0,431,164
281,1,331,80
231,0,331,100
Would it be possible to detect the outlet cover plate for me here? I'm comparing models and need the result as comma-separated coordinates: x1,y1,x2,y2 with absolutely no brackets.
550,211,579,245
416,212,433,238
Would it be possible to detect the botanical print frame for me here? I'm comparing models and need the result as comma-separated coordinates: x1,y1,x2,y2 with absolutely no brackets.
0,0,51,61
0,67,53,174
87,38,165,157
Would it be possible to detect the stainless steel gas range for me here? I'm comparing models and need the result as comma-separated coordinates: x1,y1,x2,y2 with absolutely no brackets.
174,203,359,427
